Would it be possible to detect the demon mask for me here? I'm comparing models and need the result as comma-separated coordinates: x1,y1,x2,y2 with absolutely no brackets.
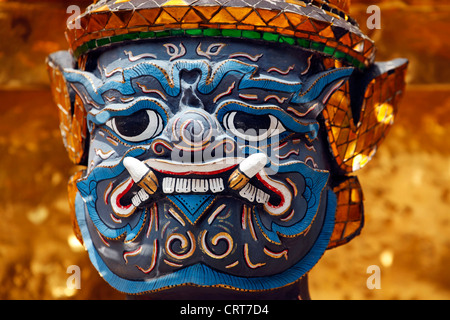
47,0,407,298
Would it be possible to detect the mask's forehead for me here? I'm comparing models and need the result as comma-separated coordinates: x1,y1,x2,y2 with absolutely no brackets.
96,38,316,80
82,38,334,122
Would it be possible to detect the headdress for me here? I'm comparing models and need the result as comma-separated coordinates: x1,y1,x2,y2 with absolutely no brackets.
66,0,374,69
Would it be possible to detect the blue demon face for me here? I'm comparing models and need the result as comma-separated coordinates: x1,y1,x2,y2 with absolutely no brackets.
63,38,353,294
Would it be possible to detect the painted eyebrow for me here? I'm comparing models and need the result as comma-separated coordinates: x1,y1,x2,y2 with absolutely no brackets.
215,99,319,136
291,67,354,103
64,59,353,110
63,59,304,105
86,97,170,127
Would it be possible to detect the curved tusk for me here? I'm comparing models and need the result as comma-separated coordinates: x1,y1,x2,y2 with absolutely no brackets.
123,157,158,195
228,153,268,191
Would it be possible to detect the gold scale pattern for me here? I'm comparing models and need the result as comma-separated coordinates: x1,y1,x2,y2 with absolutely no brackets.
324,62,408,173
328,176,364,249
47,60,88,165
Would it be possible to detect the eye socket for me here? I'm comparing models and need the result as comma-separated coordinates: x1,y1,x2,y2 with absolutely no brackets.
222,111,286,142
106,109,164,142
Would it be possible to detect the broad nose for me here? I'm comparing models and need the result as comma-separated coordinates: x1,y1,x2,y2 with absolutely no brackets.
171,110,216,147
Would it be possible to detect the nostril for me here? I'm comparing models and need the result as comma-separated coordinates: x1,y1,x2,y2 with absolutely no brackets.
179,69,204,109
181,87,203,109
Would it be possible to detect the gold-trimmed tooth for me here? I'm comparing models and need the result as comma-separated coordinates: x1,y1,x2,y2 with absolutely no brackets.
228,153,267,191
228,168,250,191
123,157,159,195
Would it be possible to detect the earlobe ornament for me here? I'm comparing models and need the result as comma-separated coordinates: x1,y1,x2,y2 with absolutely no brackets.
327,176,364,249
68,170,85,246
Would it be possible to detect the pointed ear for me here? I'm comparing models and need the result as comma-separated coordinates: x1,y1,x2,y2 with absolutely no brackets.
48,50,105,111
47,50,76,70
47,51,89,165
324,58,408,174
47,51,77,112
320,77,349,106
292,67,354,104
349,58,408,124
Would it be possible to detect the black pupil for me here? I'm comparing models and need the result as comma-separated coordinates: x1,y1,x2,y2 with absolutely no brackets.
233,112,271,135
114,109,149,137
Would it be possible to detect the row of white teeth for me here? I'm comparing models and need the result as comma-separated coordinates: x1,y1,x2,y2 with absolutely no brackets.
126,154,271,207
239,183,271,204
131,189,150,207
131,177,270,207
163,177,271,204
163,177,224,194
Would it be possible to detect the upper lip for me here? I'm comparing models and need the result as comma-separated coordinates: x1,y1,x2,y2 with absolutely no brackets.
143,157,244,175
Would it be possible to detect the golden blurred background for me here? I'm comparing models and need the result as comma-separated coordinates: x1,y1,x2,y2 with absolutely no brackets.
0,0,449,300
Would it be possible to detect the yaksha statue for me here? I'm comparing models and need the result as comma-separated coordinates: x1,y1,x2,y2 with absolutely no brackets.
48,0,407,299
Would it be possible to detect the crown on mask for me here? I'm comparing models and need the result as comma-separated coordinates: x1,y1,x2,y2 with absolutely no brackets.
66,0,375,69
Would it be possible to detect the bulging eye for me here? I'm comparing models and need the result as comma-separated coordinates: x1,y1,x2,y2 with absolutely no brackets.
106,109,164,142
222,111,286,142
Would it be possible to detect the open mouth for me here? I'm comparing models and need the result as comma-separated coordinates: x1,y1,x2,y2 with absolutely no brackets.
109,154,290,217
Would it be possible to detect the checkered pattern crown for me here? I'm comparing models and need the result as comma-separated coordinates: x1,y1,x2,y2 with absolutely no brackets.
66,0,375,69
